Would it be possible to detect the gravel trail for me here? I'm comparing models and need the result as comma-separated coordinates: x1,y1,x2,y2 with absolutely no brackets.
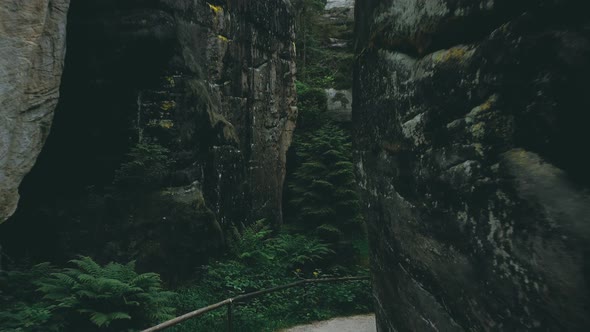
281,314,376,332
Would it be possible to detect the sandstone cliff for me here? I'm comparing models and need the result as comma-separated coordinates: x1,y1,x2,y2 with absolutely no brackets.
0,0,70,223
354,0,590,330
1,0,297,267
18,0,295,222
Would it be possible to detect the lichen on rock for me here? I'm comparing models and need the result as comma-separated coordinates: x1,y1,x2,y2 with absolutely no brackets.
354,0,590,330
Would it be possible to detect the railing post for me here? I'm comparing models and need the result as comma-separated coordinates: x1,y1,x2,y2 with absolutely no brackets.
227,299,234,332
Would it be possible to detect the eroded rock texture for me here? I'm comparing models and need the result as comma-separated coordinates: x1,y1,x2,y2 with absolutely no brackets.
323,0,355,123
354,0,590,330
0,0,70,223
1,0,296,265
61,0,296,226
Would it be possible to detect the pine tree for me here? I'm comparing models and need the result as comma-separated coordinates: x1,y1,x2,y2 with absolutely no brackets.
287,123,362,242
292,0,327,75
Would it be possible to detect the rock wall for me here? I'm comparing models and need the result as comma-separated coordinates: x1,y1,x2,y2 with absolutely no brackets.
0,0,70,223
67,0,296,227
323,0,355,123
0,0,296,268
354,0,590,330
9,0,295,225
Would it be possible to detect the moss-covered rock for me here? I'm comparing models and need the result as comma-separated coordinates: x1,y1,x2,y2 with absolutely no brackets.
354,0,590,330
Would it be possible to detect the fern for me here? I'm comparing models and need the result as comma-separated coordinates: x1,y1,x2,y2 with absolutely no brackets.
229,219,275,265
89,311,131,327
286,123,363,244
71,256,103,276
34,256,175,331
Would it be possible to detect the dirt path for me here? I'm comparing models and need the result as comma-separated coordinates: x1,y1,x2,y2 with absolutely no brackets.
281,314,376,332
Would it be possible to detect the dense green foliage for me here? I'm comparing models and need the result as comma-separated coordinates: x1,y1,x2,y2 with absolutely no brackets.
0,257,175,332
169,221,371,332
286,0,364,253
294,81,328,129
288,124,361,241
0,263,58,332
292,0,327,77
1,2,370,332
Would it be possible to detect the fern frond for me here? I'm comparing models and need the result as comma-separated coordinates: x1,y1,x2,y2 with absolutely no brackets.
88,311,131,327
70,256,102,276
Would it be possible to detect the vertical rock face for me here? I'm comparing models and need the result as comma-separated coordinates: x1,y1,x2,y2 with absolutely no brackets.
8,0,296,229
354,0,590,331
72,0,296,227
323,0,355,123
0,0,296,269
0,0,70,223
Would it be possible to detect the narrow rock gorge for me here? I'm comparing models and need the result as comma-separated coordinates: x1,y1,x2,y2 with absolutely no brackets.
354,0,590,330
1,4,376,331
3,0,590,331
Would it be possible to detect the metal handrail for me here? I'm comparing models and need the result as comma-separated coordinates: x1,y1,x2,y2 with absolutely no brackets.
142,276,370,332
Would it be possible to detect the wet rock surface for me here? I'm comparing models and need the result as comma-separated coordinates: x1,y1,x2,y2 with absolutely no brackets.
0,0,70,223
354,0,590,330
